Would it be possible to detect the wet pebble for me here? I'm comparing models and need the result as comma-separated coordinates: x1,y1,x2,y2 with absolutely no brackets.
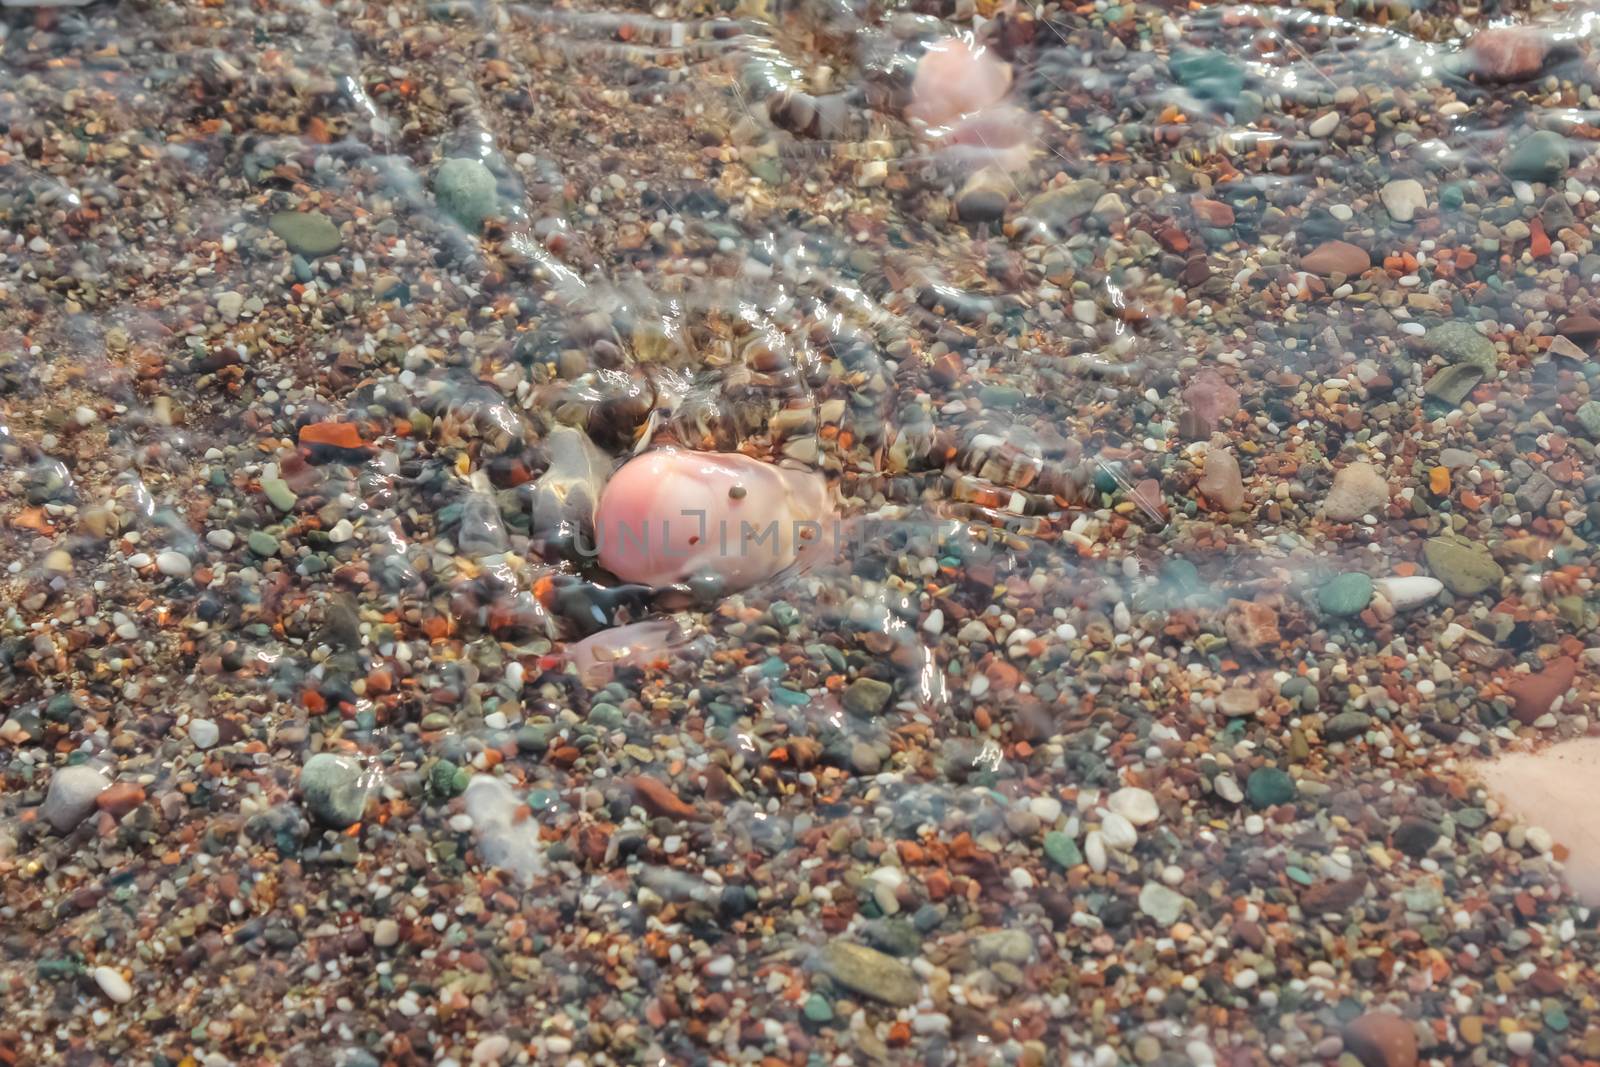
41,764,110,833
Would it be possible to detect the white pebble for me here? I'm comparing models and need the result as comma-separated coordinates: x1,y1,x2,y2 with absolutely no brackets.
155,550,192,578
187,719,219,750
1099,811,1138,851
1107,786,1160,827
93,966,133,1004
1085,830,1108,873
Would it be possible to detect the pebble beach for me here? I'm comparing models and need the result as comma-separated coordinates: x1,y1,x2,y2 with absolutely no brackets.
3,0,1600,1064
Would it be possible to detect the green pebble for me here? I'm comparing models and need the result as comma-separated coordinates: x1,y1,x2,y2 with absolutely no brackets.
269,211,342,257
1043,831,1082,869
261,478,297,512
433,157,499,232
1575,400,1600,440
589,702,624,728
1317,572,1373,617
1169,49,1245,101
1422,321,1497,371
1503,129,1570,184
842,677,894,717
430,759,463,797
802,993,834,1023
248,530,280,557
1246,767,1296,809
978,384,1024,409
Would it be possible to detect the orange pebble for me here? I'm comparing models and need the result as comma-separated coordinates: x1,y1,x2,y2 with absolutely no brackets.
1429,466,1450,495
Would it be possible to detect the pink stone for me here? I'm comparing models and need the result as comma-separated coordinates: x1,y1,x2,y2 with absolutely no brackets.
594,449,830,589
1300,240,1371,277
1467,27,1550,83
934,105,1035,174
1198,445,1245,511
1475,737,1600,905
1181,369,1241,437
908,37,1012,128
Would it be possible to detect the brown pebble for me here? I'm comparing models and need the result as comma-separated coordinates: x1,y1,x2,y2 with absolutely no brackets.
95,782,145,818
1507,656,1578,724
1342,1011,1418,1067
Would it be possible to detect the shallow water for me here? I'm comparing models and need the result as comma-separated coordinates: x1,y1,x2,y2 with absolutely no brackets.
3,0,1600,1064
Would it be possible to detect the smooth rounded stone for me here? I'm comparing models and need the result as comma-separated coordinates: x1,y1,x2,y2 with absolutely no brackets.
1299,240,1370,277
955,168,1010,223
187,719,219,750
155,550,192,578
1084,830,1108,872
1318,572,1373,617
373,919,400,948
1099,811,1138,851
1380,179,1426,222
1507,656,1578,724
269,211,341,257
817,941,920,1006
1323,461,1389,521
1422,321,1497,370
300,753,370,828
1107,786,1159,827
1214,774,1244,804
92,966,133,1005
1169,48,1244,101
247,530,280,557
261,478,296,513
1575,400,1600,440
206,529,236,550
972,928,1034,964
802,993,834,1023
1042,830,1082,868
1246,767,1296,809
1324,710,1372,741
433,157,499,231
1024,179,1105,227
1342,1011,1418,1067
1218,686,1261,717
1373,575,1442,611
842,677,894,717
1307,111,1339,138
1422,537,1504,596
1423,364,1484,407
1503,129,1570,184
41,763,110,833
1180,370,1240,437
1198,446,1245,510
1137,882,1187,926
1028,795,1062,823
215,290,244,321
471,1035,511,1065
1467,26,1550,81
